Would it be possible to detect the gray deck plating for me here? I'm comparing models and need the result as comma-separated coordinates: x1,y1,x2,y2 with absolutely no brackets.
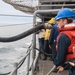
36,59,69,75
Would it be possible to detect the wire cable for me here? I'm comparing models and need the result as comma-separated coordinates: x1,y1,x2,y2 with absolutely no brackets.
0,14,33,17
0,23,33,27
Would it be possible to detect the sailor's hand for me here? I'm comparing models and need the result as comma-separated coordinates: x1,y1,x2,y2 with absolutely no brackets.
44,23,48,25
57,66,64,73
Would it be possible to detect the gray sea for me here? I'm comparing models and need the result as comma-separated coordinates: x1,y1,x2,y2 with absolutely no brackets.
0,23,33,75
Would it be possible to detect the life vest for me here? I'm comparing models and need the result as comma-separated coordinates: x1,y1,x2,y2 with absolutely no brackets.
56,23,75,61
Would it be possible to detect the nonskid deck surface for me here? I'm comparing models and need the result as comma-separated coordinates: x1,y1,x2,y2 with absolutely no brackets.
36,56,69,75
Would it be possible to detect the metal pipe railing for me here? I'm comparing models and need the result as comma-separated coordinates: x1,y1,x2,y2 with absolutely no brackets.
37,4,75,7
33,51,39,72
27,45,31,75
9,43,32,75
32,8,75,75
9,63,18,75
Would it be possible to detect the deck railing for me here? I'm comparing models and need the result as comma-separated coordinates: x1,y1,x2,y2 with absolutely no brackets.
0,41,39,75
9,42,34,75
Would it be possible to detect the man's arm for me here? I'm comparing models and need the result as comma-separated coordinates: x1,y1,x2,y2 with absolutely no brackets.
53,34,70,72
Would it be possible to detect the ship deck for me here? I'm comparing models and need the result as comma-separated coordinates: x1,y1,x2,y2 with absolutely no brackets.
36,55,69,75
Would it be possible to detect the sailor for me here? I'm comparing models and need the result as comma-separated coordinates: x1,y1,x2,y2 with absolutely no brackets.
43,18,55,60
54,8,75,75
36,19,45,59
49,22,59,61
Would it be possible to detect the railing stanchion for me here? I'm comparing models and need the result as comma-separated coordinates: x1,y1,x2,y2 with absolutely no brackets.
27,48,30,75
13,63,18,75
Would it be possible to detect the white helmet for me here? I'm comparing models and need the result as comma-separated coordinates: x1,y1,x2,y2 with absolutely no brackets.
36,19,42,22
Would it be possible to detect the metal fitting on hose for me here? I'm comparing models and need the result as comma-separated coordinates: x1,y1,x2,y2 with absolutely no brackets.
44,23,52,29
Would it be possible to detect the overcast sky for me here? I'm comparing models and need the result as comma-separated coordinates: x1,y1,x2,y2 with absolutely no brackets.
0,0,33,24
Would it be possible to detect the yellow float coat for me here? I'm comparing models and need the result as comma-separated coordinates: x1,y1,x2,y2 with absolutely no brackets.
44,29,51,40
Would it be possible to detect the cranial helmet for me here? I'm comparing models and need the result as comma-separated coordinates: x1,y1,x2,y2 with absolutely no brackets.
55,8,75,21
48,18,55,24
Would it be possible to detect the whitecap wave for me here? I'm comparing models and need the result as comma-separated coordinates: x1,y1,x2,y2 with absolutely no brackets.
14,47,27,51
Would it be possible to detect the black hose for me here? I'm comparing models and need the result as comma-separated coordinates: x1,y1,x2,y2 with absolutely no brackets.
35,47,52,56
0,24,44,42
0,72,11,75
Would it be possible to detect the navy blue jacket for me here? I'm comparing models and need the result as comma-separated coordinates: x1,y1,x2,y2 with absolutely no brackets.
53,34,71,67
49,24,59,45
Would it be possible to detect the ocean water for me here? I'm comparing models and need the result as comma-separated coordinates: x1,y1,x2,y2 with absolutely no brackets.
0,24,33,75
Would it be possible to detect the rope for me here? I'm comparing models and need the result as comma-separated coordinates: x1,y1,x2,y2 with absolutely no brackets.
46,65,56,75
